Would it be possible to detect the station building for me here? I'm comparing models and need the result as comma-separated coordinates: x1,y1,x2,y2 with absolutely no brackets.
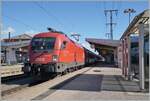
1,34,32,64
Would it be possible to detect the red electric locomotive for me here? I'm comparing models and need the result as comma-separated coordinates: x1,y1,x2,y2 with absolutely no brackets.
23,28,102,78
23,29,85,76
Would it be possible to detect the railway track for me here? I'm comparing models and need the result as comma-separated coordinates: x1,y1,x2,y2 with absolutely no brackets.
1,64,93,97
2,84,29,96
1,74,28,83
1,74,56,97
1,67,81,96
2,76,33,96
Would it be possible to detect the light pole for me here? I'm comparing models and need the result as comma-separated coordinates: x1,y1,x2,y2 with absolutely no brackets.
124,8,136,81
124,8,136,25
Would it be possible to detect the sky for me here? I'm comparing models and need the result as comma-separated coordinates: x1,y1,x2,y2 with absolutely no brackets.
1,0,149,53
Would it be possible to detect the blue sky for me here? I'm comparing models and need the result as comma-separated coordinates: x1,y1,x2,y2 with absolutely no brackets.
1,0,149,51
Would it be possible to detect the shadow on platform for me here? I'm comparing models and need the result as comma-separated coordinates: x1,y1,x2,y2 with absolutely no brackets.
88,62,118,68
49,74,141,92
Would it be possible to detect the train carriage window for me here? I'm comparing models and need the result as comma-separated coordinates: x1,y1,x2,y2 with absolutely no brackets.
61,41,67,49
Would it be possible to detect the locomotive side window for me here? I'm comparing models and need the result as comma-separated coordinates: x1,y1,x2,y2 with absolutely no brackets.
31,37,56,51
61,41,67,49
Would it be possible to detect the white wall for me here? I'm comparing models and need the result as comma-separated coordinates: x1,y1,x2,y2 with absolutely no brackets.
6,48,17,64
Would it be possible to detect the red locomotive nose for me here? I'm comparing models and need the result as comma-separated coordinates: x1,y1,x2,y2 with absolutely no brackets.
29,35,58,64
30,52,53,64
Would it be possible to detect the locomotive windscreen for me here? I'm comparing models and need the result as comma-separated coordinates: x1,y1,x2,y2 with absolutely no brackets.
31,37,56,51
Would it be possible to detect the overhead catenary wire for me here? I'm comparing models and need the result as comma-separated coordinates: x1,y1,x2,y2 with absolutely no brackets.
112,1,114,10
4,15,38,31
34,1,80,40
113,1,122,33
34,2,65,30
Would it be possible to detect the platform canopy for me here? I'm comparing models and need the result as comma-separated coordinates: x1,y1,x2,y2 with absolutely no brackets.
120,9,149,39
86,38,120,52
86,38,120,64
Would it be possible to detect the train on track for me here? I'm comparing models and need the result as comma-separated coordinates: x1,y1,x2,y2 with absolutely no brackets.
23,28,101,78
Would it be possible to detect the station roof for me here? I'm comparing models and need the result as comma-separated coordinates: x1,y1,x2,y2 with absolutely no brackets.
120,9,149,39
1,40,30,48
11,34,32,40
86,38,120,48
2,34,32,42
1,34,32,48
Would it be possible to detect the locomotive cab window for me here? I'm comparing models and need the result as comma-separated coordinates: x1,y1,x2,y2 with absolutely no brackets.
61,41,67,49
31,37,56,51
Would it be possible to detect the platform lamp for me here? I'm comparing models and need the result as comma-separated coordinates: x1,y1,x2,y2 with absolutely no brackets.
124,8,136,25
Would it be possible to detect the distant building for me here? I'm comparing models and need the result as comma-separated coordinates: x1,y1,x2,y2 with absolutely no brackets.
1,34,32,64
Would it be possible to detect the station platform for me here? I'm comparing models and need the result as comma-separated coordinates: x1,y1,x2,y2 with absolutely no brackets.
2,63,148,100
1,64,24,77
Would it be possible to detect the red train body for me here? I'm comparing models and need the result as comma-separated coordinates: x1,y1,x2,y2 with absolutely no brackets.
23,30,101,77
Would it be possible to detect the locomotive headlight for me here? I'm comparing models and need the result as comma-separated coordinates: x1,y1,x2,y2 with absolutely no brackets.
27,58,29,62
52,55,58,62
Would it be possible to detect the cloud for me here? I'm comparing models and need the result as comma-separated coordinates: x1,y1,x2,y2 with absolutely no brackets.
24,30,39,37
0,23,2,28
2,26,15,34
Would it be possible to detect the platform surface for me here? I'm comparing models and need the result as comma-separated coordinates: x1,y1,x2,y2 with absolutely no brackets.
2,65,149,100
1,64,24,77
